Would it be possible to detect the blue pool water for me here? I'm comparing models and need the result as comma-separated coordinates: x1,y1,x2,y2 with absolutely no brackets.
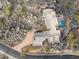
58,20,65,28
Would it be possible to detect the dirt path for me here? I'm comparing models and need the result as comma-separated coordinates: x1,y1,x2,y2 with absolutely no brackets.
12,30,35,52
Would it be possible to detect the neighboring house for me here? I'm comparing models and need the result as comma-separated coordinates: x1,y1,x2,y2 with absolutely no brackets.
32,9,61,46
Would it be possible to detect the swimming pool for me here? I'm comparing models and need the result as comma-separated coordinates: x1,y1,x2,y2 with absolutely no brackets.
58,20,65,28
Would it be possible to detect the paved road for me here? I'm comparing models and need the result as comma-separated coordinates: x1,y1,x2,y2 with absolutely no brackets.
0,43,20,59
0,43,79,59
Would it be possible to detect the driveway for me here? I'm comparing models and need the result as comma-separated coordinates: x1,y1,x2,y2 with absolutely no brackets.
12,30,35,52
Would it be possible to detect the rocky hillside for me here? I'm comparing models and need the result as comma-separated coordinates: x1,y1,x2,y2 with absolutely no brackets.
0,0,54,46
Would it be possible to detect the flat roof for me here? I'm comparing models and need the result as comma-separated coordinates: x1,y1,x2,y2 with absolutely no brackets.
35,31,50,37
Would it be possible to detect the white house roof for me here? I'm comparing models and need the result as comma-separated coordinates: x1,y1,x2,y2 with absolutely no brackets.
43,9,58,30
35,30,61,37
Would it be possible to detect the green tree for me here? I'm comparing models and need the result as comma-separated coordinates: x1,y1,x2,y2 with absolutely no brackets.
74,11,79,23
67,32,75,48
4,3,13,16
20,52,26,59
17,0,25,17
17,5,25,17
0,18,4,29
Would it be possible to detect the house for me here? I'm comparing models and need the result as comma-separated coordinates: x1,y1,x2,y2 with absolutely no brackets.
32,9,61,46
